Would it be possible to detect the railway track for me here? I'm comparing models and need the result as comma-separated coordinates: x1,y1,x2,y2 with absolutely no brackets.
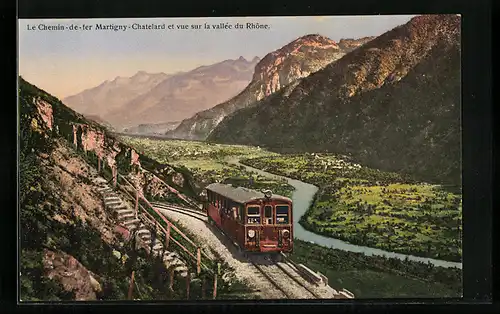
152,201,327,299
276,253,325,298
249,254,323,299
151,202,208,221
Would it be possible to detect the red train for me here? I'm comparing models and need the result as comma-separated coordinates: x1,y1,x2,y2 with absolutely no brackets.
204,183,293,253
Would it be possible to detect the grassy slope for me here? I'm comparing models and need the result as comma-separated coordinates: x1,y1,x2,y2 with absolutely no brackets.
119,136,295,198
291,240,461,298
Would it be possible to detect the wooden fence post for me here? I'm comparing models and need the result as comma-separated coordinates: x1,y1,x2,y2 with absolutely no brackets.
186,272,190,300
135,190,139,219
169,268,175,291
128,271,135,300
98,158,101,173
113,166,117,188
154,222,159,255
165,223,171,250
212,262,220,300
197,247,201,275
213,273,218,300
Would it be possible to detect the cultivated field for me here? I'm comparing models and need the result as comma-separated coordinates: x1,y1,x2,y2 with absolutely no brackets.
119,137,462,297
119,136,295,198
121,137,462,262
241,154,462,262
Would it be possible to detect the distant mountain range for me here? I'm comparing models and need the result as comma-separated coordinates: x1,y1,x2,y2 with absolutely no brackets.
63,71,170,126
63,56,260,131
165,35,374,140
208,14,461,185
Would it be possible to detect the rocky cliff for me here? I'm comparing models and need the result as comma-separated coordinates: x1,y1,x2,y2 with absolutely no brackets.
208,15,461,185
166,34,363,141
19,77,203,300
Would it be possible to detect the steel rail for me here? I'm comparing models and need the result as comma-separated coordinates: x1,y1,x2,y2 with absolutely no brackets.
250,261,292,299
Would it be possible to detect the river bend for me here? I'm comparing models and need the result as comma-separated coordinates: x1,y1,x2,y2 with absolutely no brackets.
229,158,462,269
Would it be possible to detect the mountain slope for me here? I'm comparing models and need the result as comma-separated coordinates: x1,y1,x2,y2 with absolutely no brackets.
18,77,214,300
166,34,372,141
122,121,181,136
208,15,461,185
104,57,260,130
84,114,115,131
63,71,170,119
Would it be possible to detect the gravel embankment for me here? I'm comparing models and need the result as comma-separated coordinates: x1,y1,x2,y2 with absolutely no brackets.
156,208,286,299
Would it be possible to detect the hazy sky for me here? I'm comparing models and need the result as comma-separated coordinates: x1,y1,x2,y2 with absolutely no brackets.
19,15,415,98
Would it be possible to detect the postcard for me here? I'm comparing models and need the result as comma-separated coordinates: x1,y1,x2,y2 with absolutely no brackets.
18,15,462,301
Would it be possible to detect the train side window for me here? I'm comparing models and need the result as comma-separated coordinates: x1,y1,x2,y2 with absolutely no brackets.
225,199,231,216
238,205,244,222
228,201,237,220
247,206,261,224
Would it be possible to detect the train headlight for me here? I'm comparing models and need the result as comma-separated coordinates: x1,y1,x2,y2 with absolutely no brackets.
248,229,255,238
282,230,290,239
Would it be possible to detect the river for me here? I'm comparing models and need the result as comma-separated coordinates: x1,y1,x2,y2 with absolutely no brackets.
229,158,462,269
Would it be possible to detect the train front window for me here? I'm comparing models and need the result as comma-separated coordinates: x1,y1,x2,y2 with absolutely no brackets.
264,205,273,224
276,205,289,224
247,206,261,224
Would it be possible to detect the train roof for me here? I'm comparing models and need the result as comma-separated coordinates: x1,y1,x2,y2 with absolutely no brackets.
205,183,292,204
